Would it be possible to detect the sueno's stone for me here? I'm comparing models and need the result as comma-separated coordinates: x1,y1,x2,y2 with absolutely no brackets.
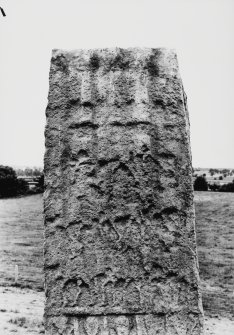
44,48,204,334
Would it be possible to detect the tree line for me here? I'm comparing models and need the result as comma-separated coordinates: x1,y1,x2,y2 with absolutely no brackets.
194,175,234,192
1,164,233,198
15,167,43,177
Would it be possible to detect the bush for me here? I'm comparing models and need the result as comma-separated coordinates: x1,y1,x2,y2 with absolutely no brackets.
17,179,29,195
219,182,234,193
194,175,208,191
0,166,19,198
208,181,234,193
209,183,220,192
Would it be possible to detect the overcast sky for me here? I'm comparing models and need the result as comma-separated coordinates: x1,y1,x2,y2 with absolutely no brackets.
0,0,233,168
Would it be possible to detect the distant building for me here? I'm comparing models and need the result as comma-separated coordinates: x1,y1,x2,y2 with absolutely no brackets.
17,176,40,190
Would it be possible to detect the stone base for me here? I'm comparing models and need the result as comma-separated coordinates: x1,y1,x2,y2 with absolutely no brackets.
45,313,204,335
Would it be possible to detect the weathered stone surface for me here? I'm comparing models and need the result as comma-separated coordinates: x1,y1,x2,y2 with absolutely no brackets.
44,48,204,334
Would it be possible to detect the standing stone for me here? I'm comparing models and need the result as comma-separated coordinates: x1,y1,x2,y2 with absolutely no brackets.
44,48,204,334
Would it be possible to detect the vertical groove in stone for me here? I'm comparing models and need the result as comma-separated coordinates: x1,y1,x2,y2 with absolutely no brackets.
44,48,204,334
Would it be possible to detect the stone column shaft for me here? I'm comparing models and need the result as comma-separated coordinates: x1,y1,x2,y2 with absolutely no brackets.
44,48,204,334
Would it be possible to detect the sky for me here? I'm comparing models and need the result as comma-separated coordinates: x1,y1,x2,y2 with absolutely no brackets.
0,0,233,168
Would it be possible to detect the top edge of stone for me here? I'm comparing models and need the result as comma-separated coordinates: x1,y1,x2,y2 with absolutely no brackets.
49,47,180,79
51,47,177,57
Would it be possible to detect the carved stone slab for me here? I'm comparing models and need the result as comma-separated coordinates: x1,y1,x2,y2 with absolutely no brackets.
44,48,204,334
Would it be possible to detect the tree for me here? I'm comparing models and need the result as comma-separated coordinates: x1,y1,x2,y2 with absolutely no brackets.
24,168,33,176
221,169,229,175
0,165,19,197
15,168,24,176
0,165,31,198
209,169,215,176
32,168,42,177
194,175,208,191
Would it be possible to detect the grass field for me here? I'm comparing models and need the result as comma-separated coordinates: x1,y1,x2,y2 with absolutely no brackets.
0,192,233,334
195,192,234,318
0,194,44,291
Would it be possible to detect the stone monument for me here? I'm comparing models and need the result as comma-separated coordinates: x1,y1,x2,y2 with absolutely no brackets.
44,48,204,334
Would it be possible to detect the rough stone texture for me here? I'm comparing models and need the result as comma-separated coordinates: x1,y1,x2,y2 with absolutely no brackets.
44,48,204,334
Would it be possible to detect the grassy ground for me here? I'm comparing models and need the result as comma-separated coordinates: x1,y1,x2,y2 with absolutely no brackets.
0,192,233,334
0,286,44,334
195,192,234,318
0,194,44,291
